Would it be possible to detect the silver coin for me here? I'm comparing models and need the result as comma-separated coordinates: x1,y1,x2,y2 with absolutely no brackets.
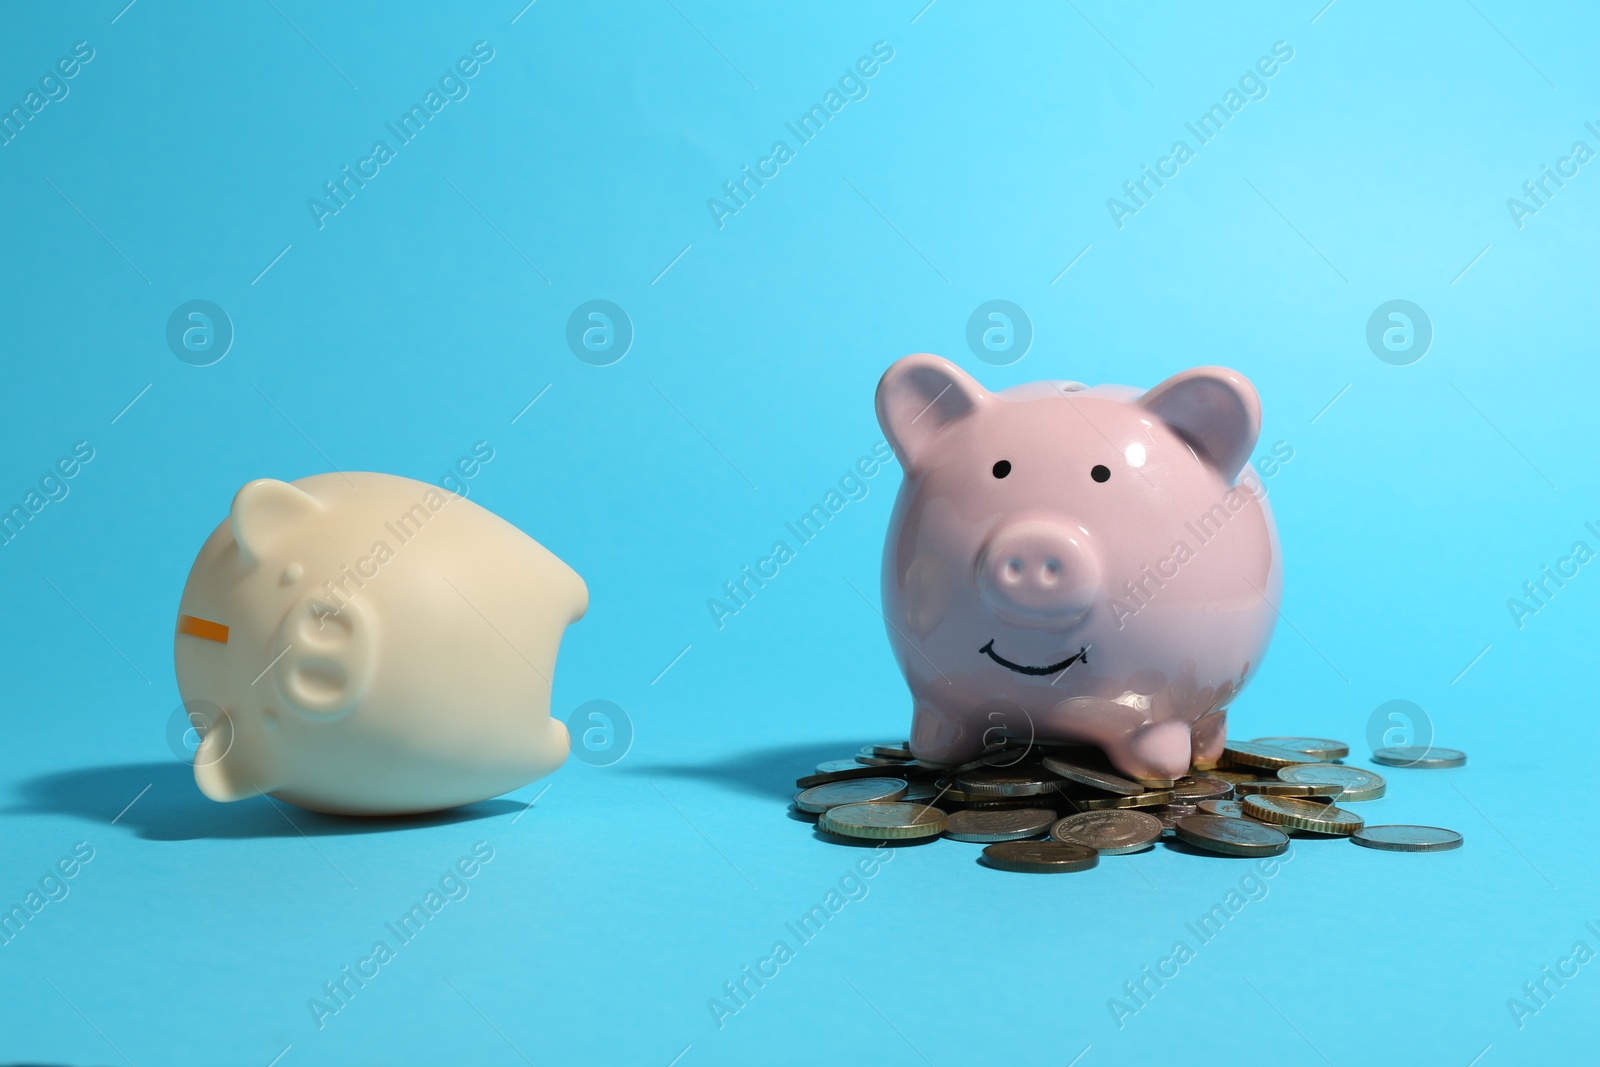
1251,736,1350,760
794,778,907,814
1372,746,1466,769
979,839,1099,873
954,766,1061,797
797,762,911,788
1172,775,1234,802
816,758,866,775
1277,763,1385,801
1174,814,1289,857
1351,825,1464,852
1050,810,1164,855
1042,755,1144,796
944,807,1057,842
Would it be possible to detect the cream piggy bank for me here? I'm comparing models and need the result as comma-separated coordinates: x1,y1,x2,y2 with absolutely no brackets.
174,472,586,815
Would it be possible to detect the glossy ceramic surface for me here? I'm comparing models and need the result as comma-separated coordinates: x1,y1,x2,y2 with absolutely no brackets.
876,354,1280,780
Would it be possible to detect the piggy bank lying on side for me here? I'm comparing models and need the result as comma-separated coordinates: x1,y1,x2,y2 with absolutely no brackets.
174,472,586,815
875,355,1280,782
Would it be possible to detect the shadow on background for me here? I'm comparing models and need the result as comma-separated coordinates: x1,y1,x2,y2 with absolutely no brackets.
7,761,519,841
623,739,873,800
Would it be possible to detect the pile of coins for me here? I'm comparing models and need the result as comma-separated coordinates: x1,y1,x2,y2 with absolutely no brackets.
792,736,1466,873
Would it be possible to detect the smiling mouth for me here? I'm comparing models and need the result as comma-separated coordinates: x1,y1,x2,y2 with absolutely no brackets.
978,640,1089,677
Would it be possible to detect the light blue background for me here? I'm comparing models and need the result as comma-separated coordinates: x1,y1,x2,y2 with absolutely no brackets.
2,2,1596,1064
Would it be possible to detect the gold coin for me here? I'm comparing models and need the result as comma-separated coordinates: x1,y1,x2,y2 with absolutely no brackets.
818,802,947,840
1232,780,1334,797
1075,789,1175,810
1223,740,1323,770
1241,794,1364,835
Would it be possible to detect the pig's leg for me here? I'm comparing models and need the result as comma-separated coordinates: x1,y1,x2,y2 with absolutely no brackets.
1103,720,1192,782
907,695,985,767
1189,709,1228,770
1040,696,1193,781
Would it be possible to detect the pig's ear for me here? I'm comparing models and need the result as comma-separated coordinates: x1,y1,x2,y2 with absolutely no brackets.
230,479,323,566
876,355,990,474
1140,367,1261,481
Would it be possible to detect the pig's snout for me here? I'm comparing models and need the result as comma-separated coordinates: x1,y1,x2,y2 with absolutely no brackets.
978,518,1101,627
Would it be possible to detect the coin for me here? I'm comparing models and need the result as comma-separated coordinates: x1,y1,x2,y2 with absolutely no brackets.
797,762,911,788
1372,746,1466,769
1242,795,1364,835
816,758,864,774
818,802,947,840
1172,776,1234,802
1231,780,1332,797
795,778,908,814
1197,799,1247,818
1252,736,1350,760
870,742,913,760
944,808,1057,842
856,754,908,767
1351,825,1464,852
946,746,1040,774
955,766,1062,797
1223,740,1322,770
1052,810,1164,854
1277,763,1385,801
1174,814,1290,857
1042,755,1144,796
1074,788,1175,810
979,839,1099,873
1204,768,1260,785
899,780,942,803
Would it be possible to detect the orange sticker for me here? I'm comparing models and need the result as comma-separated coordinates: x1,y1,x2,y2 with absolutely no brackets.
178,614,229,644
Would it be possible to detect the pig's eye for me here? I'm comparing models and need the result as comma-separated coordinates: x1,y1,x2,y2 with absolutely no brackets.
992,460,1012,479
1091,464,1111,483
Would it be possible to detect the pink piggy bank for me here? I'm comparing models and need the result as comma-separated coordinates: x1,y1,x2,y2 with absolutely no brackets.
875,354,1281,781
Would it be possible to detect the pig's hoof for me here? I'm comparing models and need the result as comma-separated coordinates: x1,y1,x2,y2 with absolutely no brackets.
908,704,983,766
1119,721,1192,781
